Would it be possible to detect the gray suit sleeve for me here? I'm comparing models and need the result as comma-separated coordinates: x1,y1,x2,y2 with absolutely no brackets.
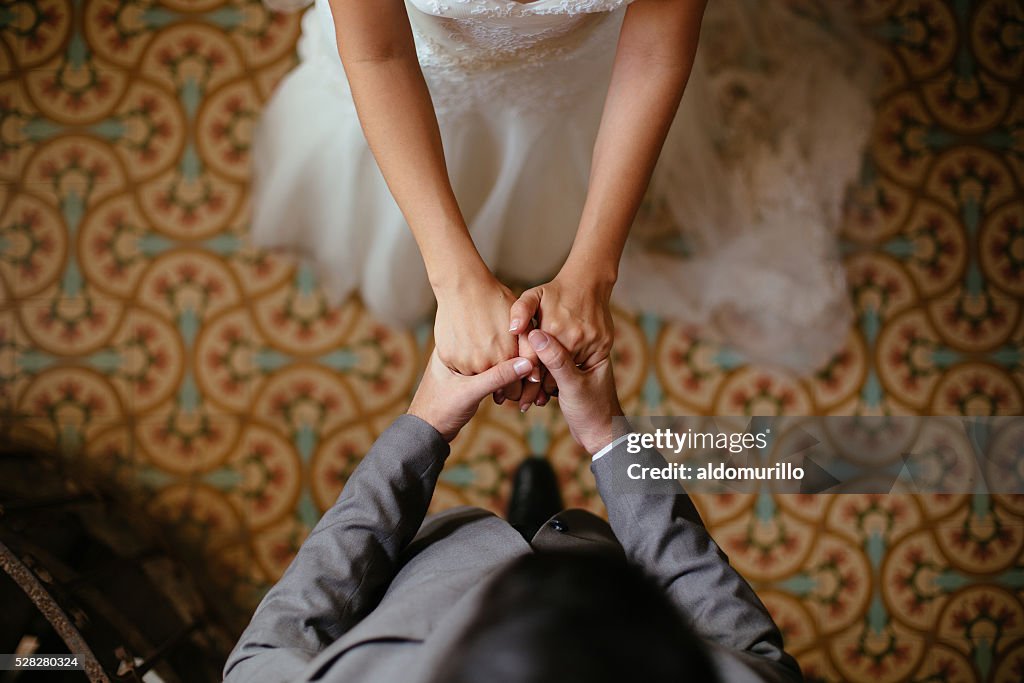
591,442,803,683
223,414,450,683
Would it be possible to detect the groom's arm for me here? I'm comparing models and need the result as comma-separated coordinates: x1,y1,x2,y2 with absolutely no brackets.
591,443,803,683
223,414,450,683
527,329,801,683
222,352,534,683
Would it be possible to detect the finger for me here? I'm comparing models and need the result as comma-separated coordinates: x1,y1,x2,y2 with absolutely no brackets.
503,378,523,401
528,329,580,389
518,379,541,412
534,387,549,407
517,328,541,382
471,357,533,397
509,289,541,335
542,371,558,397
492,388,505,406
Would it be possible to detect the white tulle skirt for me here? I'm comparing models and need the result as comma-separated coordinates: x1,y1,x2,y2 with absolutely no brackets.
250,0,876,373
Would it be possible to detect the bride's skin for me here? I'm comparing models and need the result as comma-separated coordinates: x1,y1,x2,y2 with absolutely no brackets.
328,0,705,410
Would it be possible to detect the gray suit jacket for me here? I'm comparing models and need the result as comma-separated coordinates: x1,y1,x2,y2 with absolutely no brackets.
223,415,803,682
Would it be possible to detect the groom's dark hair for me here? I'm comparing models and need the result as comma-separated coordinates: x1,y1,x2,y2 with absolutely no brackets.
430,552,719,683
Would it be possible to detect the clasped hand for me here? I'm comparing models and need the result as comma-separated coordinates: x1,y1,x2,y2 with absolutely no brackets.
409,328,622,454
433,270,614,411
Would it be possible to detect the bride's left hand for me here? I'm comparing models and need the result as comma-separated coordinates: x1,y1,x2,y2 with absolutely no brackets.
508,272,615,398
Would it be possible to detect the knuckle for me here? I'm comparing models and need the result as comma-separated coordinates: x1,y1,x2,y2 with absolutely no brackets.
545,353,567,371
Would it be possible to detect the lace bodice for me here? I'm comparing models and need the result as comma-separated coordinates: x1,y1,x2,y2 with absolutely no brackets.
405,0,632,54
403,0,633,116
408,0,633,17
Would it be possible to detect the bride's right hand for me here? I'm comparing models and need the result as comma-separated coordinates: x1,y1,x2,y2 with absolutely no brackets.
433,270,540,402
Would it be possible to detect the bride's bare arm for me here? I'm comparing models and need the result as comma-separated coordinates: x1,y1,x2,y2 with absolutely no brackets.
510,0,706,376
570,0,705,279
327,0,482,287
328,0,533,387
569,0,704,280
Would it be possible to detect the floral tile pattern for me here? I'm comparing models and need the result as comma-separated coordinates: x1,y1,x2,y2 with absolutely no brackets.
1,1,1022,680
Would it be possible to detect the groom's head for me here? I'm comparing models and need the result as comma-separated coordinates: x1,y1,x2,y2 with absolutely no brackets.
430,552,719,683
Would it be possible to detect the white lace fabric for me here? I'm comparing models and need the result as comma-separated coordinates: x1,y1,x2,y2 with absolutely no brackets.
409,8,621,117
410,0,633,17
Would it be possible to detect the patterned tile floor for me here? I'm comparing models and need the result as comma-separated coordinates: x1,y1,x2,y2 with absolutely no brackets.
1,1,1022,681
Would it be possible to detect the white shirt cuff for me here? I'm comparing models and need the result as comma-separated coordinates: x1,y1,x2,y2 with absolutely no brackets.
591,433,632,462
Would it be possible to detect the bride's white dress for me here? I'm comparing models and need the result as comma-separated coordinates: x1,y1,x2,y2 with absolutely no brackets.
252,0,875,373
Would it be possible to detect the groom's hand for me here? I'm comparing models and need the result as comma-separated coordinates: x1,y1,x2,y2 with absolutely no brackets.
409,349,534,442
527,329,624,455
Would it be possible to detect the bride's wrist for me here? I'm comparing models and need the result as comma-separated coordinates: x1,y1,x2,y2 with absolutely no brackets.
558,255,617,294
429,257,494,296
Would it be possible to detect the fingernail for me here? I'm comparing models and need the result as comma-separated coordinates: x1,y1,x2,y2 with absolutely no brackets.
509,319,521,333
513,358,532,376
520,403,529,413
528,369,541,383
528,329,549,350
